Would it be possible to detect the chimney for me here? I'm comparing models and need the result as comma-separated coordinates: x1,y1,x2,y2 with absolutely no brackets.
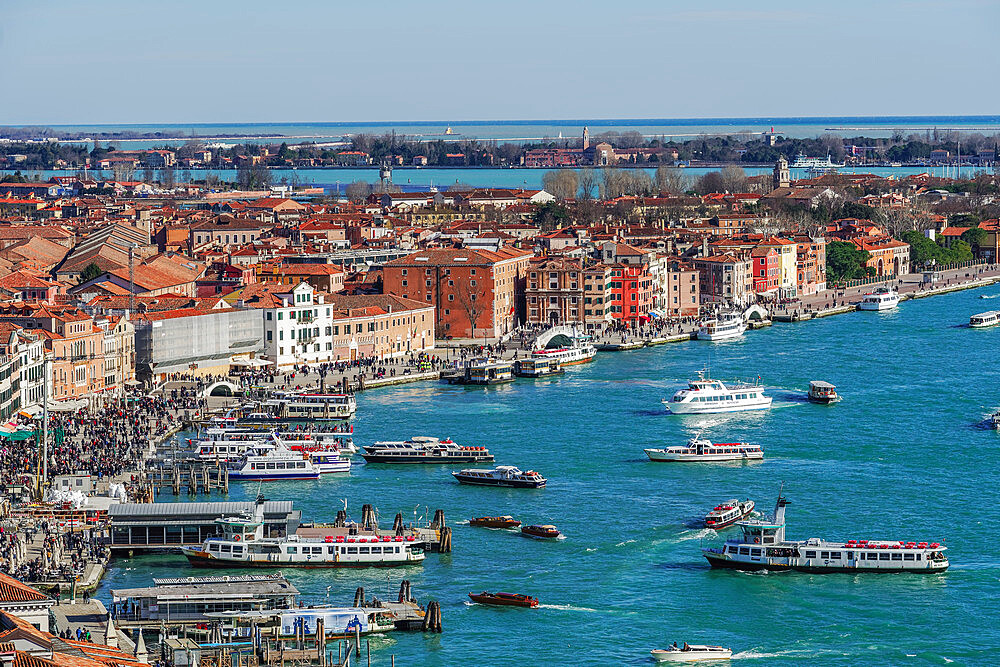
105,617,119,648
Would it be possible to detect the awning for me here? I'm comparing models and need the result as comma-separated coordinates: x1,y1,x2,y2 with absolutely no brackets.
48,399,88,412
18,405,43,418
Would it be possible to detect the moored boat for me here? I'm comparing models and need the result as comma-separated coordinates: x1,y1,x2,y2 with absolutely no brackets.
468,591,538,608
663,370,771,414
807,380,840,404
705,499,755,529
530,340,596,366
702,487,949,573
179,497,425,569
228,441,323,481
362,436,494,464
445,358,515,385
513,357,565,377
645,437,763,463
858,286,899,311
469,515,521,529
521,524,561,539
651,644,733,662
696,311,746,341
453,465,546,488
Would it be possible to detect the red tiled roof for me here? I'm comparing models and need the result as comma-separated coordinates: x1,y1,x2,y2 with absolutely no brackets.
0,572,49,603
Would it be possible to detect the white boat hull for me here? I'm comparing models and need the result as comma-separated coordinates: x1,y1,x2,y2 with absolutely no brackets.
645,450,763,462
651,648,732,662
664,397,772,414
696,325,746,341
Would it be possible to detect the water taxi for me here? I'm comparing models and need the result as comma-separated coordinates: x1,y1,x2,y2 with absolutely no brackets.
807,380,840,404
468,592,538,608
362,436,494,464
970,311,1000,328
702,488,949,573
452,465,546,488
705,499,755,529
228,442,324,481
180,498,425,569
858,286,899,311
513,357,565,378
645,437,763,463
521,524,561,539
530,340,596,366
651,644,732,662
696,311,746,341
470,516,521,529
663,370,771,414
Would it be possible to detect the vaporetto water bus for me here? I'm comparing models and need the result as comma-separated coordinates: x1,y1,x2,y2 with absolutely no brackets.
361,436,494,464
227,441,326,481
969,310,1000,328
696,311,746,341
663,370,771,414
452,465,547,488
858,286,900,311
246,391,357,421
702,489,949,573
645,436,763,462
180,499,425,569
530,341,596,366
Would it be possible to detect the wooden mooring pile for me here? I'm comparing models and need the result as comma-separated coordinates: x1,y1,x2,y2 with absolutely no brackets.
142,462,230,496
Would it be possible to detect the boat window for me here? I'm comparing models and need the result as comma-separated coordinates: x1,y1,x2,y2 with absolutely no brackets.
805,551,817,559
867,553,879,560
220,544,232,553
359,547,370,554
846,551,853,559
820,551,829,559
915,554,922,560
328,547,336,554
903,553,915,561
891,553,902,561
209,543,220,551
879,553,890,561
371,546,382,554
750,548,761,557
829,552,841,559
232,545,244,554
738,547,750,555
347,547,358,554
266,462,276,470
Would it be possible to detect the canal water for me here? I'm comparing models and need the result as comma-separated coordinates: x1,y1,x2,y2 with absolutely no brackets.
99,284,1000,665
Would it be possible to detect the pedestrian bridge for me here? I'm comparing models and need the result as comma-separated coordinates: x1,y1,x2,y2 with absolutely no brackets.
743,305,770,321
533,325,585,350
203,380,240,397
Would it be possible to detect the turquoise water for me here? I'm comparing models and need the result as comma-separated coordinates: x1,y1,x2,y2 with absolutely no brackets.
99,285,1000,665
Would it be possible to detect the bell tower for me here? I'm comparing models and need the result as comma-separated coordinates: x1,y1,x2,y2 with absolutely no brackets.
582,126,590,150
773,155,790,189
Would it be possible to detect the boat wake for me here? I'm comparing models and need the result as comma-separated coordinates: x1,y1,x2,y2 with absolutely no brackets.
731,648,830,660
674,528,715,542
537,603,598,612
455,520,470,525
979,294,998,299
615,539,637,547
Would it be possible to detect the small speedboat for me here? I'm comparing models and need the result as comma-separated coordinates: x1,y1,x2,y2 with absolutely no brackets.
521,524,561,539
468,591,538,608
470,516,521,529
651,644,732,662
989,412,1000,429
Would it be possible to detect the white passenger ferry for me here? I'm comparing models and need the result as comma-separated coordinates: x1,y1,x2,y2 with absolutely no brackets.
531,341,596,366
696,311,746,341
705,499,755,529
969,311,1000,328
663,370,771,414
180,499,424,569
645,436,763,463
702,489,949,573
362,437,494,464
452,465,547,488
253,392,357,421
858,286,899,311
228,442,325,481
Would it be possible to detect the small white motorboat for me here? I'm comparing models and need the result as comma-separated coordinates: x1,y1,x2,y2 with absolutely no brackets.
651,644,732,662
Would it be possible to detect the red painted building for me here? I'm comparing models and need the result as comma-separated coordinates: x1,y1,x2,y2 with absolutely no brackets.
751,246,780,296
607,264,654,323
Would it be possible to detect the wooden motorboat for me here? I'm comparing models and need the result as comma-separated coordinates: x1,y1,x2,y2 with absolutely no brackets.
521,524,561,539
469,515,521,529
468,591,538,608
807,380,840,404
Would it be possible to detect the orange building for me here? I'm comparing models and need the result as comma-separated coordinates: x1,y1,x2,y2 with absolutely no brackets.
383,247,532,339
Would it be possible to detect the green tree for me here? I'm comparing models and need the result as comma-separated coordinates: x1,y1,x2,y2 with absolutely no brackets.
78,262,102,284
533,202,569,231
961,226,987,253
826,241,872,282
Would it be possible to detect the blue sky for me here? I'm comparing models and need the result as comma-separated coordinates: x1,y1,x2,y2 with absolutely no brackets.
2,0,998,124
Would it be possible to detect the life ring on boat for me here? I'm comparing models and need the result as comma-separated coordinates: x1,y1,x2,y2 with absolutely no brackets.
753,538,760,543
234,535,241,542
